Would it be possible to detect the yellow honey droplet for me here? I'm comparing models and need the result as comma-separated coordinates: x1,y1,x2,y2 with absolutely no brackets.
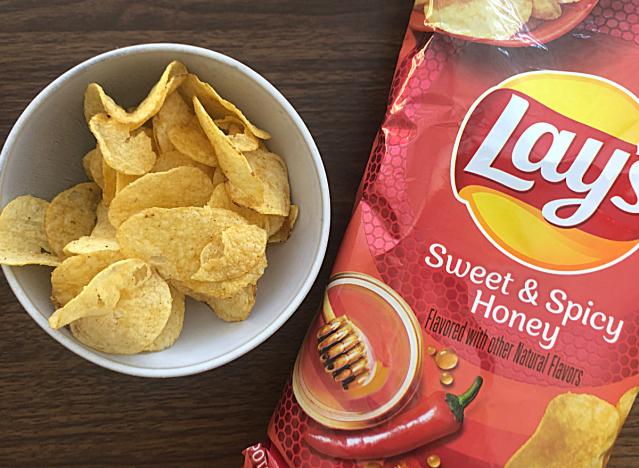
435,348,458,370
440,371,453,386
427,454,441,468
427,346,437,356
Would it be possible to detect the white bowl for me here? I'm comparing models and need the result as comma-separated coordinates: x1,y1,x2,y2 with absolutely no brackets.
0,44,330,377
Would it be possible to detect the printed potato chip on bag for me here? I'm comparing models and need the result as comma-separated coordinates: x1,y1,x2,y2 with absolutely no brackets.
247,1,639,467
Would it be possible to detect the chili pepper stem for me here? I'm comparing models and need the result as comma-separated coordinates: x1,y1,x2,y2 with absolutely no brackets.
444,376,483,423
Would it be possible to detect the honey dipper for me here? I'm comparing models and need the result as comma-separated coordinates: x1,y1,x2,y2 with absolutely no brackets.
317,289,374,390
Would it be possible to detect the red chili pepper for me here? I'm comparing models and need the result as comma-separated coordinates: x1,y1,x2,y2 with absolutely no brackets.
304,376,483,460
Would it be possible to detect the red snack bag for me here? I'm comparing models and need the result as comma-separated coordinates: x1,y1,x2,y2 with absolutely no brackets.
247,0,639,466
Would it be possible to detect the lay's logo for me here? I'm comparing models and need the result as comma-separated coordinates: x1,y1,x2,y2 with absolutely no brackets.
452,71,639,274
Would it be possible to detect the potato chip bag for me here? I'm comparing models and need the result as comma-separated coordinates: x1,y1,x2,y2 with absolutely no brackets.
248,3,639,467
108,166,214,228
0,196,60,266
45,182,101,258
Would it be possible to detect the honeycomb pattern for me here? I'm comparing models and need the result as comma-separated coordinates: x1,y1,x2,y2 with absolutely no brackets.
270,379,357,468
360,5,639,387
362,34,461,258
580,0,639,41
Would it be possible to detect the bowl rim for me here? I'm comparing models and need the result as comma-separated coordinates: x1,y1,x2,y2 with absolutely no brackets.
0,43,331,378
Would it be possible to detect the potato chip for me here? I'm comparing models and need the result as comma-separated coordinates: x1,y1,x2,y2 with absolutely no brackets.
89,147,105,190
268,214,286,236
194,97,264,204
83,149,95,182
212,166,225,187
108,167,214,228
180,282,257,322
84,61,187,129
51,250,125,307
90,114,157,175
153,92,193,153
214,116,260,152
102,159,117,206
269,205,298,243
208,184,270,232
45,182,101,258
63,236,120,256
63,200,119,256
172,255,267,299
0,196,60,266
135,125,159,152
206,283,257,322
531,0,561,19
116,172,142,193
91,201,117,239
117,206,248,281
426,0,532,40
168,117,219,167
69,267,172,354
48,258,152,329
192,224,267,282
178,73,270,140
145,285,185,352
603,387,639,467
151,149,216,180
225,146,290,216
83,83,107,124
504,393,619,468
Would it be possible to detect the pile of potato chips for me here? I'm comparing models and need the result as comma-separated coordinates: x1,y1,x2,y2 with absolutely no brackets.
0,61,298,354
418,0,577,40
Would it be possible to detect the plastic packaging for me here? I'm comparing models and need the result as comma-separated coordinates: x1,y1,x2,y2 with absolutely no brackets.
246,0,639,466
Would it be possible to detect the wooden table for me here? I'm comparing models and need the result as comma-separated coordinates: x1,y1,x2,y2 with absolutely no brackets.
0,1,637,466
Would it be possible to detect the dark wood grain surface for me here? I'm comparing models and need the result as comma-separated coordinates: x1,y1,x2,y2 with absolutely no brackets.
0,1,637,467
